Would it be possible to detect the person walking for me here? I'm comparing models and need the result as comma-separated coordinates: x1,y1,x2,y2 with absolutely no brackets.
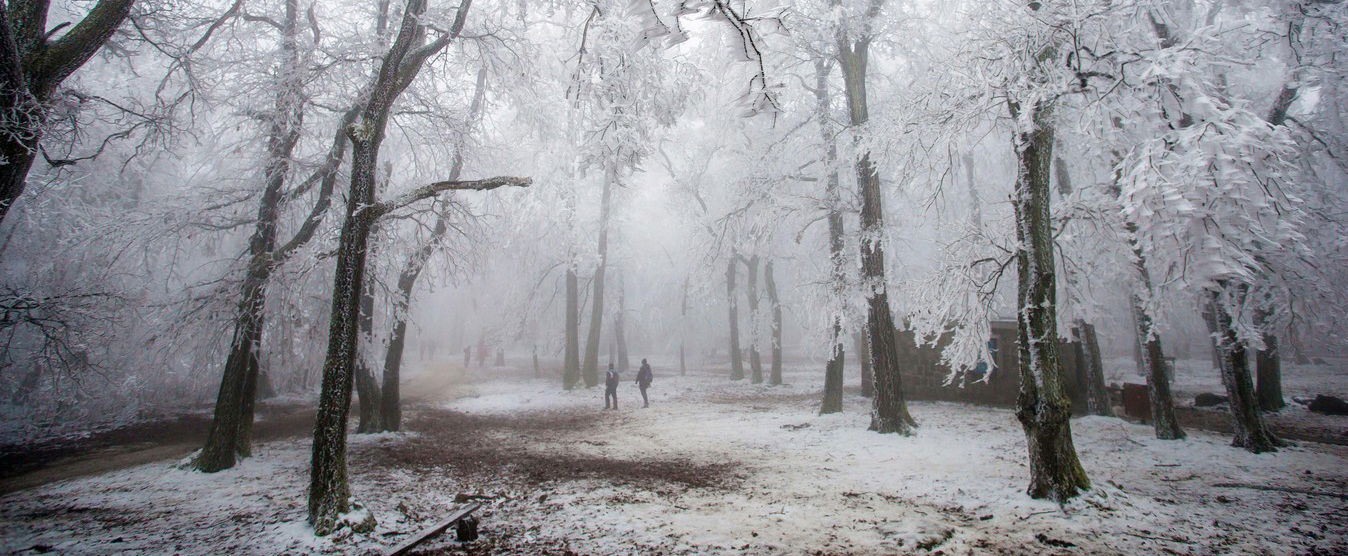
463,345,472,369
604,363,620,410
636,359,653,408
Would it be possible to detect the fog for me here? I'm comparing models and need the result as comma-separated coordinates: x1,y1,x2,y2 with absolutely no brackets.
1,0,1346,552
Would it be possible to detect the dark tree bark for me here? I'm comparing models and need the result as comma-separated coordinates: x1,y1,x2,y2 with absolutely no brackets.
310,0,534,534
1133,295,1185,439
744,255,763,384
1071,321,1113,417
1008,96,1089,502
354,288,383,433
195,0,304,473
814,56,846,414
765,259,782,386
855,332,873,398
379,67,487,429
727,252,744,381
0,0,135,226
1254,309,1285,412
1206,287,1283,453
581,162,615,388
837,3,912,433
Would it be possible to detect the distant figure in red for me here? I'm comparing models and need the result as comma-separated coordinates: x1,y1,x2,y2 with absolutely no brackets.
477,339,488,368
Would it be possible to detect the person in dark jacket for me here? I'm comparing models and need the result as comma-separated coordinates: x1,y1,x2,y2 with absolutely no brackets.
636,359,653,408
604,363,619,410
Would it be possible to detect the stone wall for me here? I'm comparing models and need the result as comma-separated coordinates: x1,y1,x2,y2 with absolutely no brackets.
897,320,1089,415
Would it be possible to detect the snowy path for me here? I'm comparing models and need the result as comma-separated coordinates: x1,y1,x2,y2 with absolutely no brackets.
1,366,1345,554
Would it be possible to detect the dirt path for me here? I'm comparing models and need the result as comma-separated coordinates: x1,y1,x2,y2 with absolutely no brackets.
0,401,315,496
0,361,473,496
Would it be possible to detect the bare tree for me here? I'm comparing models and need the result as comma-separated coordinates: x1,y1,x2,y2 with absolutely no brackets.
744,254,763,384
378,66,489,430
765,259,782,386
813,57,846,414
837,0,915,433
726,250,744,380
581,162,615,388
0,0,135,225
307,0,530,534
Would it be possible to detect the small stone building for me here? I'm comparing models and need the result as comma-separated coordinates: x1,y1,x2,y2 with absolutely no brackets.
895,319,1092,415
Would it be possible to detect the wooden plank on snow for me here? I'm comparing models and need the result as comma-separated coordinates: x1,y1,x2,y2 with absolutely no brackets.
385,502,481,556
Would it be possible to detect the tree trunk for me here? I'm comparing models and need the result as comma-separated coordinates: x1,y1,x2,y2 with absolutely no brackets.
745,255,763,384
1133,295,1184,439
1072,321,1113,417
564,267,581,388
615,270,629,372
839,32,912,434
309,134,380,536
196,0,304,472
380,66,484,429
855,332,873,398
727,252,744,381
1254,309,1285,412
582,162,615,388
679,275,688,376
311,0,475,532
1108,127,1183,438
815,56,846,414
1206,287,1282,453
1010,97,1089,502
765,260,782,386
355,288,383,434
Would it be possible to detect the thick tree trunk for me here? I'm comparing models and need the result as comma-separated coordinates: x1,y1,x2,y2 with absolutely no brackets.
766,260,782,386
311,0,476,532
839,32,912,434
309,135,380,535
1207,287,1283,453
815,57,846,413
1254,309,1285,412
355,288,383,434
581,163,615,388
1071,321,1113,417
196,0,304,472
564,267,581,388
727,252,744,381
1010,98,1089,502
745,255,763,384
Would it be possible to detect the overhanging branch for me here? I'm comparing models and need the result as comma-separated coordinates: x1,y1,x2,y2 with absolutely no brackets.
369,176,530,220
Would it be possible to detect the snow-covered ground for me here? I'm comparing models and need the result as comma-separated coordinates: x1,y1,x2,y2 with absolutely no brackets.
2,365,1345,554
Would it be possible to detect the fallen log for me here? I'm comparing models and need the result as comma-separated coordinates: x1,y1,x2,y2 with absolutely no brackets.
386,502,482,556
